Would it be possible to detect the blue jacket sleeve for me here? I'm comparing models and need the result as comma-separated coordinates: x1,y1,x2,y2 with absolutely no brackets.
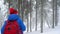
1,21,6,34
17,18,26,31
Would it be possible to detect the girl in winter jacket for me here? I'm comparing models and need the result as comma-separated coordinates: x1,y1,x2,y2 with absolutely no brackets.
1,8,26,34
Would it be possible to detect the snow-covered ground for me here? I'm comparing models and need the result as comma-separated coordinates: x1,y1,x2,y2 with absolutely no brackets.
25,24,60,34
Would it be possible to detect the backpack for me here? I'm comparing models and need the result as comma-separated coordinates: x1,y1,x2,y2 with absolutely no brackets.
4,20,23,34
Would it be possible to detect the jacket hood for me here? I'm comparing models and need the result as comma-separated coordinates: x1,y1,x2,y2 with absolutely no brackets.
8,14,19,21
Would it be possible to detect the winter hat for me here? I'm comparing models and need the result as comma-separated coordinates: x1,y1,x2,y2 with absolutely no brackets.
9,8,18,14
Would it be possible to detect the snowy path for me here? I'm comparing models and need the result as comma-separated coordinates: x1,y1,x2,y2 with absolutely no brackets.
25,24,60,34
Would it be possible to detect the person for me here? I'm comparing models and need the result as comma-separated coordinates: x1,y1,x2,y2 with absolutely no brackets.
1,8,26,34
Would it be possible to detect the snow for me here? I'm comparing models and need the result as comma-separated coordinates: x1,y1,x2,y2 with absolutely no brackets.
25,24,60,34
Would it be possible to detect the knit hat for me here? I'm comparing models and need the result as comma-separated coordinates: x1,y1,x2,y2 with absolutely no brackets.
9,8,18,14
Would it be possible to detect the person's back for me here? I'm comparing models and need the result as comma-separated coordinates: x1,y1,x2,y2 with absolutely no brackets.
1,8,26,34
